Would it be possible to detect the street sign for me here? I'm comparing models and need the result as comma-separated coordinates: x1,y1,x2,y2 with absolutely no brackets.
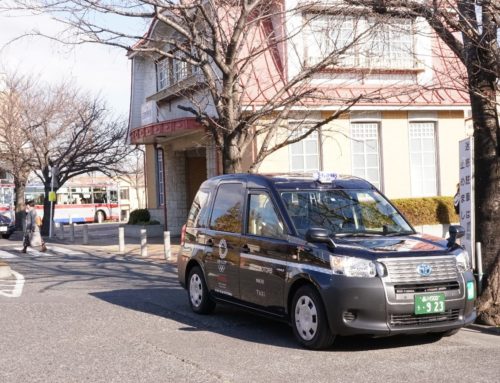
459,137,475,268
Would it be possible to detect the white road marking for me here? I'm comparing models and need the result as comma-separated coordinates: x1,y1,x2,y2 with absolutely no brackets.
14,247,54,257
0,250,18,259
0,270,25,298
48,246,85,255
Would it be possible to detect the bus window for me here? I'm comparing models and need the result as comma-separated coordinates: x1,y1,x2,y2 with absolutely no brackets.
71,187,92,204
57,188,70,204
25,187,44,205
93,187,107,203
109,190,118,203
0,187,13,205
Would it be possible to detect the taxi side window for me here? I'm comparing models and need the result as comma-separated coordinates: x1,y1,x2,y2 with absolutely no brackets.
187,189,210,228
209,183,243,233
247,193,286,239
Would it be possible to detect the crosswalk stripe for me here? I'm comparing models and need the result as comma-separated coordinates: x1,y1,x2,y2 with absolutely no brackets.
0,250,18,259
48,246,86,255
13,247,54,257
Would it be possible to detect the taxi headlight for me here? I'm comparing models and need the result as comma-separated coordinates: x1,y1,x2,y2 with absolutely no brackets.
456,250,471,272
330,255,376,277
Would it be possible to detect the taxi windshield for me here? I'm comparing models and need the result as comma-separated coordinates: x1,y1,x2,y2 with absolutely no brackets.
281,189,413,238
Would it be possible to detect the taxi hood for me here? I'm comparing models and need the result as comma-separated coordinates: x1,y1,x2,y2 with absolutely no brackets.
333,234,452,258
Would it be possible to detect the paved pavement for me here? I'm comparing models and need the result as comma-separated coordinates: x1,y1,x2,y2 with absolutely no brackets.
1,223,499,383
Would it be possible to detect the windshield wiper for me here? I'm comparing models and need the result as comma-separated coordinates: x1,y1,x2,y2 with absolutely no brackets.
335,232,384,237
383,231,415,237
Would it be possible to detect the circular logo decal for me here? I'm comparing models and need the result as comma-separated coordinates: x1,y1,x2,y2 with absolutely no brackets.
219,239,228,259
417,263,432,277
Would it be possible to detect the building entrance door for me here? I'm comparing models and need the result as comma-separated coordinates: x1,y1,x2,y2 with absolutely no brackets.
185,152,207,209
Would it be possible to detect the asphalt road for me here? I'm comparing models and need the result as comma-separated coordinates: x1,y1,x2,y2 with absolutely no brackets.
1,238,499,383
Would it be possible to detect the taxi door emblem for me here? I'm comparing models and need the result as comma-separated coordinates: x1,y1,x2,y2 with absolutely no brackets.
219,239,228,259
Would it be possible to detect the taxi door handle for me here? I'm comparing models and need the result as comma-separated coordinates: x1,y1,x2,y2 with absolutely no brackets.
241,244,250,253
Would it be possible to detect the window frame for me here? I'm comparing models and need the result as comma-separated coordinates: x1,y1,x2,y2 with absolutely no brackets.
304,13,416,70
208,182,244,234
350,122,382,190
245,191,287,239
289,127,321,173
408,121,438,197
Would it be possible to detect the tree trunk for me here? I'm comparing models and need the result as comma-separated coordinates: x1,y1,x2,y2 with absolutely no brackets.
41,184,56,237
469,83,500,325
13,178,27,231
222,141,244,174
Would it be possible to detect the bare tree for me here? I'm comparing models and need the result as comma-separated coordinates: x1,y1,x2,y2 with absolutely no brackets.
0,71,46,228
345,0,500,325
26,87,132,235
5,0,424,173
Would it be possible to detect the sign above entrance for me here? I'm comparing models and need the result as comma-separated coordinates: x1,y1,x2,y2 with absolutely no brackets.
129,117,203,144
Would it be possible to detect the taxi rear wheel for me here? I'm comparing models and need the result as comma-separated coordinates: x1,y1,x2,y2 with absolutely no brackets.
187,266,215,314
291,285,335,349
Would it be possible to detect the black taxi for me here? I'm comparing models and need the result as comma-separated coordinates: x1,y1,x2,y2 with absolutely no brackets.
177,172,476,349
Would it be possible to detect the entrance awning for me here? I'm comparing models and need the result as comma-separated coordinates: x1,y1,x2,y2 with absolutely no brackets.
129,118,203,144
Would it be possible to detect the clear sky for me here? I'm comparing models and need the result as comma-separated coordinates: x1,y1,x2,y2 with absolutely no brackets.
0,11,134,119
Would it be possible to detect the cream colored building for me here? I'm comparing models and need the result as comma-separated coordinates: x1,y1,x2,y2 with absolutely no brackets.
128,2,470,235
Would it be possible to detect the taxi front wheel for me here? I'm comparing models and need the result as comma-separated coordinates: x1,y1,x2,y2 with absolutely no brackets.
187,266,215,314
291,285,335,349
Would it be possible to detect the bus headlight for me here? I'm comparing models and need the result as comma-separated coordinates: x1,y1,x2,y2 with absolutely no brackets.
456,250,471,272
330,255,376,277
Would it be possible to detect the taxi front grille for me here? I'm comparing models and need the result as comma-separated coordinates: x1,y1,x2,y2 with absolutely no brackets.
390,309,460,327
394,281,460,294
381,257,458,283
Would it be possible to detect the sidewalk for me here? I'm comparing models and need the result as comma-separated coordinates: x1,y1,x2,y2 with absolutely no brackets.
9,227,181,265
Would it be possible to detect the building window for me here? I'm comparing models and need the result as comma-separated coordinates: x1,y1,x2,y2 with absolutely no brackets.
174,58,189,82
156,148,165,206
120,187,130,200
289,130,320,172
409,122,437,196
157,59,170,90
306,15,415,69
351,123,381,189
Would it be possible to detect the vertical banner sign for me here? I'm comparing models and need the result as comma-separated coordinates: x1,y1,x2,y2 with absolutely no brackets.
459,137,475,268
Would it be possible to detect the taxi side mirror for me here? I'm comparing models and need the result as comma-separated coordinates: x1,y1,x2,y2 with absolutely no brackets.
447,225,465,248
306,228,336,249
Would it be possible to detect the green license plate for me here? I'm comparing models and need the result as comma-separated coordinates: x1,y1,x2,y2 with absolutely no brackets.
414,293,445,315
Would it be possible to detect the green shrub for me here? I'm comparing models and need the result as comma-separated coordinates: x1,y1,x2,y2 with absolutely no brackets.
128,209,151,225
391,197,458,226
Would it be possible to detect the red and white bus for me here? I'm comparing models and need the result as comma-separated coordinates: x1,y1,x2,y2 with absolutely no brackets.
0,182,15,220
25,183,123,224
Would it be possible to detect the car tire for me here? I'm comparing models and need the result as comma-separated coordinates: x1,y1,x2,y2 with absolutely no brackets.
187,266,215,314
291,285,335,350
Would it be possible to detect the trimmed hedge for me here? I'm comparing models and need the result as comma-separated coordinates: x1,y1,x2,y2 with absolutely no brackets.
128,209,151,225
391,196,458,226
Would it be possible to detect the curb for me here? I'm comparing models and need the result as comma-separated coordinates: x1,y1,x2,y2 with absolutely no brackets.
0,261,12,278
466,324,500,336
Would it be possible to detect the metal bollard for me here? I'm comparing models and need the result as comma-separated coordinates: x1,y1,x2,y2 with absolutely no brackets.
83,224,88,245
164,231,171,261
70,223,75,242
119,226,125,254
59,224,65,239
140,228,147,257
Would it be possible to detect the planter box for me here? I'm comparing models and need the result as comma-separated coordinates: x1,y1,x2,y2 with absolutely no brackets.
123,224,165,238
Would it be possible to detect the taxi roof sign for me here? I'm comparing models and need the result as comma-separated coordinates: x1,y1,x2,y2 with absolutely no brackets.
313,171,339,183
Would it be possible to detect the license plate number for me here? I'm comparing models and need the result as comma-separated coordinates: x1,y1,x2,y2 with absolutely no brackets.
414,293,445,315
0,226,7,232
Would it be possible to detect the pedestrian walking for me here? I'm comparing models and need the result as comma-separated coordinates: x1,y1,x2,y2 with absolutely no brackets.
22,200,47,253
453,183,460,215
